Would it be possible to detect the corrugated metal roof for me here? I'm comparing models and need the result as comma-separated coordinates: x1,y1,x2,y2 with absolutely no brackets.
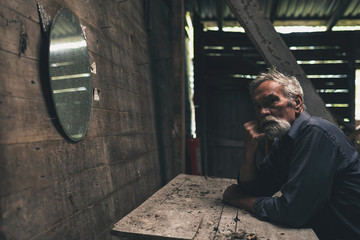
187,0,360,30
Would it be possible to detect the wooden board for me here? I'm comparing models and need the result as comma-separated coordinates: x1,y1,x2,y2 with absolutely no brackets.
112,174,318,240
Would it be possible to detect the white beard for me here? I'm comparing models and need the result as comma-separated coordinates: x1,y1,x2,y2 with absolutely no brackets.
260,116,291,140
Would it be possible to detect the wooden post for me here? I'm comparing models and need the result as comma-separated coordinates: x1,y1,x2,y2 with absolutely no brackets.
225,0,336,123
172,0,186,175
193,14,209,177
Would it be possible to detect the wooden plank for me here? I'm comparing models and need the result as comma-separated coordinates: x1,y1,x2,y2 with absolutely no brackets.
3,0,42,23
0,3,42,59
0,135,159,197
318,93,351,103
89,50,132,94
201,31,254,47
113,174,201,239
209,138,244,148
310,78,351,89
327,107,353,118
216,205,318,240
282,31,360,47
292,49,351,61
225,0,335,123
0,96,61,144
171,0,186,176
192,176,235,239
0,95,146,144
0,50,44,100
204,55,261,70
201,32,353,68
205,66,261,75
204,49,260,57
301,63,350,74
213,205,239,239
113,174,235,239
206,76,252,88
113,174,318,239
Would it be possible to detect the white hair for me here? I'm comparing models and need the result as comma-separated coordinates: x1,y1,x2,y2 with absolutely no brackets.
249,68,306,110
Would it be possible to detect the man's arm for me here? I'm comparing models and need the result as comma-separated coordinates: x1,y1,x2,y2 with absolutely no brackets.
239,121,265,182
222,121,265,212
222,184,257,212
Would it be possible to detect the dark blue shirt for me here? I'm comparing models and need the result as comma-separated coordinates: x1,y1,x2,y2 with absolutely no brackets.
239,111,360,239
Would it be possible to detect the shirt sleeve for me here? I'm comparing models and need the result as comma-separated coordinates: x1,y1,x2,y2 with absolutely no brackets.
253,126,339,227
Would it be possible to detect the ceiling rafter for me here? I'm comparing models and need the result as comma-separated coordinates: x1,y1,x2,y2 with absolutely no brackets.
188,0,360,31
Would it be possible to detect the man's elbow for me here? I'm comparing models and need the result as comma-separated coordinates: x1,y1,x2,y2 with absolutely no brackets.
256,198,312,228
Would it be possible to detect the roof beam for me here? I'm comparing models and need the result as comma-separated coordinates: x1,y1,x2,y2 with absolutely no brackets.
326,0,351,31
225,0,335,123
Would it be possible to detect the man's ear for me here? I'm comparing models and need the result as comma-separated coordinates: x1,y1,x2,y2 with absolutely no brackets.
294,94,303,113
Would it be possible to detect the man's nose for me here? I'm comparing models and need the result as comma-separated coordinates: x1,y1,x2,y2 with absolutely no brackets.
258,107,271,116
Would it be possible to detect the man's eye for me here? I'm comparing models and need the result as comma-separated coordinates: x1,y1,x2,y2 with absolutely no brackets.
266,98,278,107
268,100,276,105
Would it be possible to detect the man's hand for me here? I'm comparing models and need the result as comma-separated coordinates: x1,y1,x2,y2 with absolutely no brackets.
244,121,265,152
223,184,256,213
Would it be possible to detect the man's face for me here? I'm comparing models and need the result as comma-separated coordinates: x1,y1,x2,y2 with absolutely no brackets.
253,80,298,139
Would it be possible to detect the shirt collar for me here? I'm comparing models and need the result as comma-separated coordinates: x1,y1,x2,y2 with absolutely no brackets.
286,111,311,140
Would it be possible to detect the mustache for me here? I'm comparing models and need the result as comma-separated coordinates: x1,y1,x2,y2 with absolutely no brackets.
259,116,291,139
260,116,280,126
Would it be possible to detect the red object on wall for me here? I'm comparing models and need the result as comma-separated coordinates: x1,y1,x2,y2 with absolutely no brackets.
186,138,202,175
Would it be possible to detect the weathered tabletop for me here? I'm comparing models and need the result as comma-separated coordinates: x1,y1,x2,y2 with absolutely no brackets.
112,174,318,240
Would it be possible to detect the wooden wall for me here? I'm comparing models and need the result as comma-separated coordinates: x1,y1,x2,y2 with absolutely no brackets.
0,0,184,239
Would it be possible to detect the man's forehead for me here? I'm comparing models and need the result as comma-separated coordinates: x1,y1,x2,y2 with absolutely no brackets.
254,92,280,103
254,81,283,95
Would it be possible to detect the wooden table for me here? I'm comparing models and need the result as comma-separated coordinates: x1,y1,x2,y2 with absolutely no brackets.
112,174,318,240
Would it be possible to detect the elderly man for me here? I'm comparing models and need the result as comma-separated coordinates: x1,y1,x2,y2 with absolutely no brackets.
223,69,360,239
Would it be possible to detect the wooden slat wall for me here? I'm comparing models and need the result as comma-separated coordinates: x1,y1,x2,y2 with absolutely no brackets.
201,30,358,125
0,0,183,239
196,30,359,178
284,32,357,130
